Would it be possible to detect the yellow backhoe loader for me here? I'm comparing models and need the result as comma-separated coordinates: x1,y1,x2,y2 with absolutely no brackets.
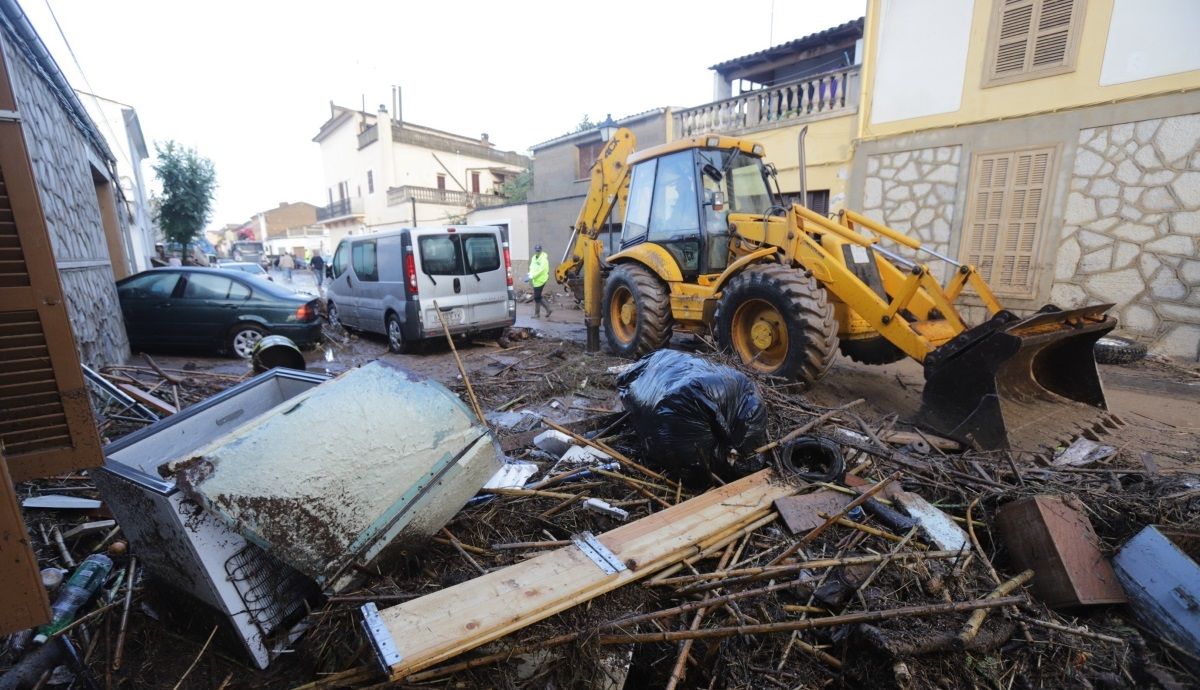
555,128,1120,453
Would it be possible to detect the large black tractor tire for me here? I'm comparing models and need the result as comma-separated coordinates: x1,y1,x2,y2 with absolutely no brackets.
1094,335,1147,365
602,264,674,358
714,264,838,383
839,335,906,365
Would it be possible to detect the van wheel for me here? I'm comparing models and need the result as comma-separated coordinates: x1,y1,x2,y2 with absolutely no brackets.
386,313,412,354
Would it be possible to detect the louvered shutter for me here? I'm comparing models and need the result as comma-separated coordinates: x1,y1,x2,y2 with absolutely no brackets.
0,50,103,482
961,148,1055,296
986,0,1083,86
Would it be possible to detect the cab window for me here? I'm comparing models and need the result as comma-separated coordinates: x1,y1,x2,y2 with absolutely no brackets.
351,241,379,282
648,151,699,242
419,236,461,275
463,235,500,273
622,159,655,245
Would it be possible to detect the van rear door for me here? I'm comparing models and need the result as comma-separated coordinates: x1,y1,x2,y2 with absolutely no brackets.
460,229,511,327
412,229,470,334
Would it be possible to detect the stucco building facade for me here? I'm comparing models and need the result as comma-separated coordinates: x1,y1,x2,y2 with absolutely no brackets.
849,0,1200,358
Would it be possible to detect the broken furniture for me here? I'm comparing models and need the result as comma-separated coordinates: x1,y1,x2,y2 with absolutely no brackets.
1113,526,1200,672
996,495,1125,608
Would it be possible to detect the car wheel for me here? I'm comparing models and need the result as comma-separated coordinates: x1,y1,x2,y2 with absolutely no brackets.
228,323,267,359
386,313,412,354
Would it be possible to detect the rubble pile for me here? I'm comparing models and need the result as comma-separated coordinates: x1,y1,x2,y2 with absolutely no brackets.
2,338,1198,689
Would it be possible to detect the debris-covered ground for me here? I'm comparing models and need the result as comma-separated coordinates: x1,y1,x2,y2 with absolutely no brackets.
4,299,1199,689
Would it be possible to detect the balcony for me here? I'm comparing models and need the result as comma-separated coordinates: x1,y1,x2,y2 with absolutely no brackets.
316,197,364,222
387,185,510,209
675,66,860,138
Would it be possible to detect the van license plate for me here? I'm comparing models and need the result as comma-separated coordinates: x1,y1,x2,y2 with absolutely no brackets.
434,308,465,325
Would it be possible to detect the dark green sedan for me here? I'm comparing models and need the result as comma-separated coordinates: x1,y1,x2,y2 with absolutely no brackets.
116,267,322,358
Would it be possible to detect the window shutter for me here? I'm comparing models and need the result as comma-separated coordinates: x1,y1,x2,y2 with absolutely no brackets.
986,0,1082,86
0,50,103,482
961,148,1055,296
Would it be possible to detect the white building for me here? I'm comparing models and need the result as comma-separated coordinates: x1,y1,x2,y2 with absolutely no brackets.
312,100,530,248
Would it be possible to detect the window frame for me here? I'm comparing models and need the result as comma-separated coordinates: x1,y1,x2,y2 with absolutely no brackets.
180,272,237,300
576,139,606,180
982,0,1086,88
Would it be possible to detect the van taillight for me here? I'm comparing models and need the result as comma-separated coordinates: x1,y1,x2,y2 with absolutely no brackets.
503,245,513,286
405,253,418,293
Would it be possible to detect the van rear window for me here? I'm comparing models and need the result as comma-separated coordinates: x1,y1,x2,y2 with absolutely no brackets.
418,234,500,275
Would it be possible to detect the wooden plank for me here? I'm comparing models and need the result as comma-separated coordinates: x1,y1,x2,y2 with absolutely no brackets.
0,448,52,634
117,383,177,415
375,470,796,679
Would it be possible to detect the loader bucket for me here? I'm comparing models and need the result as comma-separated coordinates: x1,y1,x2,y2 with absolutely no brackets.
919,304,1119,453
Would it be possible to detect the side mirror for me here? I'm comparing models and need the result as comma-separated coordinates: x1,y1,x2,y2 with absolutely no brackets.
711,191,725,212
325,265,333,278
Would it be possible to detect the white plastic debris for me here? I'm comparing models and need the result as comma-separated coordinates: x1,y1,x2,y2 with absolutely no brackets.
1053,438,1116,467
584,498,629,521
533,429,573,457
483,461,540,490
605,362,638,376
559,444,612,465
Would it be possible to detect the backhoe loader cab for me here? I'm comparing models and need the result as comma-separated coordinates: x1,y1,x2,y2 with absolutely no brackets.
557,129,1120,454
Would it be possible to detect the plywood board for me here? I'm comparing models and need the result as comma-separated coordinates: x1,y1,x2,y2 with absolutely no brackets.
0,450,51,633
774,490,852,534
374,470,796,679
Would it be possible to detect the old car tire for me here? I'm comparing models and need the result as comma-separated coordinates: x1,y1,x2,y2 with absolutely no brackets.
714,264,837,383
602,263,674,358
228,323,267,359
1094,335,1147,365
838,335,906,365
386,313,412,354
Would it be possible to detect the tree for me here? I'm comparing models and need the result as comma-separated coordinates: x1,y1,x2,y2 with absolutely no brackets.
499,169,532,203
152,141,216,261
573,114,594,133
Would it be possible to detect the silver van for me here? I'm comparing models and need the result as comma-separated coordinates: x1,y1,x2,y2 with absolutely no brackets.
325,226,516,352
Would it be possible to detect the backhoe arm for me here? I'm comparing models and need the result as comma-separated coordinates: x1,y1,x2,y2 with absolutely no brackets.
555,128,635,352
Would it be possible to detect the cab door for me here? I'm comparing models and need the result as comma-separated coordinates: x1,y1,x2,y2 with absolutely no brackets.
461,229,508,326
325,241,358,327
411,229,469,334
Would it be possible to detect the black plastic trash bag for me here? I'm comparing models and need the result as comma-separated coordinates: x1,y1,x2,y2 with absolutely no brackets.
617,350,768,488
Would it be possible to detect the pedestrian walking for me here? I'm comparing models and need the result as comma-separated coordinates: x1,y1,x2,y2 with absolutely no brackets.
311,252,326,288
280,251,296,282
528,244,552,318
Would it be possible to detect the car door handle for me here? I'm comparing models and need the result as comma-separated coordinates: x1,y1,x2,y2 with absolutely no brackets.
453,278,461,293
154,302,172,308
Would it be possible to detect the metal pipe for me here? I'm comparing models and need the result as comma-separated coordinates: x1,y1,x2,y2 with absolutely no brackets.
871,245,918,269
916,245,961,267
797,126,808,206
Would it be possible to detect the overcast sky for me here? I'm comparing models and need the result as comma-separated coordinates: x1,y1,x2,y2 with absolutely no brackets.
20,0,864,229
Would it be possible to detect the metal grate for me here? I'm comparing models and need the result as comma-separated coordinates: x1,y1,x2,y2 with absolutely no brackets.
224,543,319,639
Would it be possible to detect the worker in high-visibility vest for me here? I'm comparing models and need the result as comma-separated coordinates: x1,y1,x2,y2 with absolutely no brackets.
527,244,552,318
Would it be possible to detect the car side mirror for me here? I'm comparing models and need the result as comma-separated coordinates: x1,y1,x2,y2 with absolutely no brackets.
325,266,333,278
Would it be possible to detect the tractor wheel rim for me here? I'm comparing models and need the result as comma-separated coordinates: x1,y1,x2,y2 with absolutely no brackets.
234,329,263,358
731,299,788,371
609,286,637,344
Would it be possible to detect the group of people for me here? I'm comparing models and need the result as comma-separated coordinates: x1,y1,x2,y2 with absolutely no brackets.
271,249,326,286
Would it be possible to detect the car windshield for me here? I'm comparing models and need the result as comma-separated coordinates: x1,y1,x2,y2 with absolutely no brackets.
696,149,774,215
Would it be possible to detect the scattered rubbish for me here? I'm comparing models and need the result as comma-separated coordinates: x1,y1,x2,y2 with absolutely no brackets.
483,461,540,490
40,568,64,593
997,495,1125,608
33,554,113,644
533,429,574,457
168,361,501,591
618,350,767,488
605,362,637,376
777,435,844,482
893,490,970,553
559,444,612,465
1114,526,1200,670
583,498,630,521
21,496,102,511
251,334,307,372
486,409,539,433
774,491,852,534
60,520,116,539
1052,437,1116,467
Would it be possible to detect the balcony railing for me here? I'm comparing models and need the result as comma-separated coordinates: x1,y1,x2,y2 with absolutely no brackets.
357,124,378,149
675,66,860,138
316,197,364,222
387,185,509,208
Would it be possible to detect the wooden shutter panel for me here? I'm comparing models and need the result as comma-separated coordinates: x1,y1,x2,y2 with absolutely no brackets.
961,148,1055,296
986,0,1082,86
0,49,103,482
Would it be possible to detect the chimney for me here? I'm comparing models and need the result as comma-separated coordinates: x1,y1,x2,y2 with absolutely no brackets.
481,133,490,145
279,202,289,207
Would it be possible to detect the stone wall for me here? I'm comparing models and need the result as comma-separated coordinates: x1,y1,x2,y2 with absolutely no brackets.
861,145,962,282
3,33,130,368
1054,113,1200,358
